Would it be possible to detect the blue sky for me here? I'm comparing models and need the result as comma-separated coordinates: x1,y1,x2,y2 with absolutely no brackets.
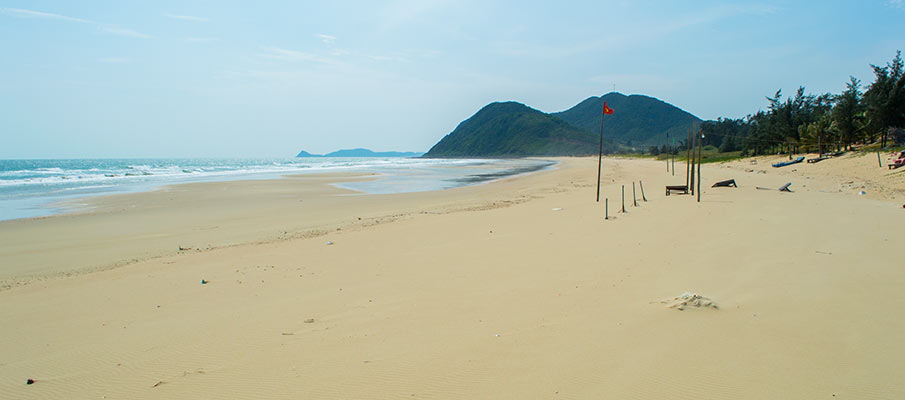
1,1,903,158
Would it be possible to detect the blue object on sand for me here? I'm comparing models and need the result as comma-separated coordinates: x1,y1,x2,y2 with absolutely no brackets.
772,156,804,168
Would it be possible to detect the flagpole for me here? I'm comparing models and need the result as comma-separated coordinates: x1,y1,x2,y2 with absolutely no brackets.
596,106,605,202
685,126,691,189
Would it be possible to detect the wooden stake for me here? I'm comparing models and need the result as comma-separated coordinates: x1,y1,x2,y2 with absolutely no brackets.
690,122,696,196
632,182,637,207
605,198,608,220
878,151,882,167
640,180,647,201
697,129,702,203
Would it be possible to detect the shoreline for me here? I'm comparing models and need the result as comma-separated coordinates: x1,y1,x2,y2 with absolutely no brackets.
0,158,555,222
0,160,559,290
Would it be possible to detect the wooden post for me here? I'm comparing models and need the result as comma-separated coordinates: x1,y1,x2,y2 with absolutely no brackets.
697,129,703,203
605,198,608,220
685,126,691,188
632,182,637,207
621,185,626,213
640,180,647,201
690,123,696,196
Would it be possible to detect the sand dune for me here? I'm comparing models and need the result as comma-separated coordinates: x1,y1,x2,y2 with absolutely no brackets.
1,154,903,399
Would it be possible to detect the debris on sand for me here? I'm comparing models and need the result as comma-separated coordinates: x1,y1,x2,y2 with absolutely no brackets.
658,292,719,311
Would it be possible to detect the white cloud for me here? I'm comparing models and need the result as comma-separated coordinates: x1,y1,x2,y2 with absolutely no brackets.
0,7,93,23
164,13,208,22
330,49,351,56
262,47,336,64
100,26,152,39
315,33,337,45
2,7,156,41
888,0,904,8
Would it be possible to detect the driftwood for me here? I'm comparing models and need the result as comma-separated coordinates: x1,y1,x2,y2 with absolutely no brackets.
711,179,737,188
755,182,793,192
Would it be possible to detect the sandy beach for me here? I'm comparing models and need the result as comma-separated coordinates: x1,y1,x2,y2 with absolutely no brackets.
2,155,904,399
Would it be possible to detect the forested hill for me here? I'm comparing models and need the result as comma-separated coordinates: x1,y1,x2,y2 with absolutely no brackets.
423,102,603,157
552,93,702,147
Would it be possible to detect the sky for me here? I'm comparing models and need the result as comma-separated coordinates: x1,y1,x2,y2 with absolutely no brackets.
1,0,903,158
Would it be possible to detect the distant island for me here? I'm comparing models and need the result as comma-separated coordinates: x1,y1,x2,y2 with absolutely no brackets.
424,92,700,158
296,148,423,158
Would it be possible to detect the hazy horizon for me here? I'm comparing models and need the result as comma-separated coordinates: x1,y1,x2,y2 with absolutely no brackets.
2,1,902,159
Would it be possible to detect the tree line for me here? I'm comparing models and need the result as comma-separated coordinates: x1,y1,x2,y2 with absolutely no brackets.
653,51,905,156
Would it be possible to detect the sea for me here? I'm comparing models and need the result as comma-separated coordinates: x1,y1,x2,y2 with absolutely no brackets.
0,157,555,221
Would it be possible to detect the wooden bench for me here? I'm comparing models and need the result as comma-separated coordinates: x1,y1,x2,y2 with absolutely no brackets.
666,185,688,196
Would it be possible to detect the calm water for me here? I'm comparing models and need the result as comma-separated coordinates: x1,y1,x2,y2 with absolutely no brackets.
0,157,555,221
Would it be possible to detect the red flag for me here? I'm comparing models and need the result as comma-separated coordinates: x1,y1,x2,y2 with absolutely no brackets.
603,101,614,115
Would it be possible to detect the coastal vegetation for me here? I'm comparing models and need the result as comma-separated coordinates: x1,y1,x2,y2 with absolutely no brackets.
425,51,903,159
692,51,905,157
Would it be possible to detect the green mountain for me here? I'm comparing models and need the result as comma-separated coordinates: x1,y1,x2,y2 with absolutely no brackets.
424,93,701,158
424,102,604,158
552,92,702,148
